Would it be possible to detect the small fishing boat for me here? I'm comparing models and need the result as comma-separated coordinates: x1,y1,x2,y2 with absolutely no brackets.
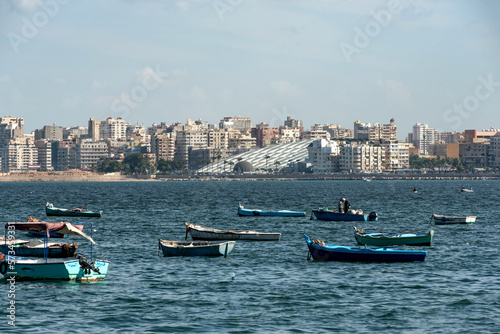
238,204,305,217
304,234,427,262
24,220,85,238
431,214,476,225
461,187,474,193
46,202,103,217
353,227,434,246
185,223,281,241
0,222,109,281
0,238,78,258
158,239,235,257
362,177,372,182
311,208,378,221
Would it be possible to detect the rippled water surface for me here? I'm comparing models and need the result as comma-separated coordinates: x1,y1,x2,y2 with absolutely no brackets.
1,180,499,333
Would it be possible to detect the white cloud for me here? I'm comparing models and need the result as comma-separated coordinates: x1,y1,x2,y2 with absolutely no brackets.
377,79,410,104
270,80,303,97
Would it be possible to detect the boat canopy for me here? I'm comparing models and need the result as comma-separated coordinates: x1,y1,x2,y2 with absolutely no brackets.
5,222,96,244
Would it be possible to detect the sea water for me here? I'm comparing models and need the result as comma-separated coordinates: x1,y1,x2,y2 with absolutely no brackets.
0,180,499,333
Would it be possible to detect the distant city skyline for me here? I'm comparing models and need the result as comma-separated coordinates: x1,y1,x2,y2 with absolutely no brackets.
1,1,499,138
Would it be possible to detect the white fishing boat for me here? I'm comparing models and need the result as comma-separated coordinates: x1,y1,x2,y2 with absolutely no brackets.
431,214,476,225
185,223,281,241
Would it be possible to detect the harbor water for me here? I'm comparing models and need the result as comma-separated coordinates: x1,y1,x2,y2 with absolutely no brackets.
1,180,499,333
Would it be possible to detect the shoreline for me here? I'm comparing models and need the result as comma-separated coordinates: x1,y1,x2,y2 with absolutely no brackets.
0,171,499,182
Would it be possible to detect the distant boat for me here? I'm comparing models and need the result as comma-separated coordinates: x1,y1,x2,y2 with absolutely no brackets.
353,227,434,246
46,202,103,217
185,223,281,241
311,208,378,221
304,234,427,262
431,214,476,225
238,204,305,217
362,177,372,182
0,238,78,258
461,187,474,193
158,239,235,257
0,222,109,281
412,188,418,193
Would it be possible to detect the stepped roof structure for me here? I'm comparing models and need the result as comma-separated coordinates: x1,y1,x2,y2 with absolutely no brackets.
197,139,314,173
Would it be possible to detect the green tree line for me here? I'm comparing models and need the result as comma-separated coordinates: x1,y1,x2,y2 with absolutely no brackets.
97,153,186,175
409,154,468,171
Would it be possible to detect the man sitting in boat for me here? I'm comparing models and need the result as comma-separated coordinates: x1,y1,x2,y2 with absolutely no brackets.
343,198,351,213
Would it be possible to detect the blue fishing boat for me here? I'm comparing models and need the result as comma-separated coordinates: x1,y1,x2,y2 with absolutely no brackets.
311,208,378,221
354,227,434,246
0,222,110,281
238,204,305,217
158,239,235,257
304,234,427,262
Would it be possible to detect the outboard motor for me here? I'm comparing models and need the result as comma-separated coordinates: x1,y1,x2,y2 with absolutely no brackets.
368,212,378,221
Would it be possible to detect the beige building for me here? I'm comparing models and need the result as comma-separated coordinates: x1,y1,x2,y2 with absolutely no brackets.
339,143,384,172
76,140,109,169
35,139,53,171
151,133,176,161
382,141,410,170
0,137,38,172
175,130,208,162
306,139,340,173
100,117,127,141
369,119,397,143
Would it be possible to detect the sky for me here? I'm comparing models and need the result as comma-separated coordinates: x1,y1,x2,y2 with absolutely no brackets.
1,0,499,139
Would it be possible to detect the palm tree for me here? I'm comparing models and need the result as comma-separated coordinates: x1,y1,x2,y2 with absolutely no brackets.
223,160,228,172
228,161,235,172
274,160,280,171
265,155,271,169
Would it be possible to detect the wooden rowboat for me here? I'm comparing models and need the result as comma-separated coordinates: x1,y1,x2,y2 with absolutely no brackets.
431,214,476,225
46,202,102,217
304,234,427,262
185,223,281,241
311,208,378,221
353,227,434,246
238,204,305,217
158,239,235,257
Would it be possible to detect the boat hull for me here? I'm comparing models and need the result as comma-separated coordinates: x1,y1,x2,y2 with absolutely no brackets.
238,206,305,217
186,223,281,241
159,239,235,256
1,258,109,281
312,209,378,222
432,214,476,225
354,230,434,246
46,207,102,217
0,243,78,258
304,234,426,262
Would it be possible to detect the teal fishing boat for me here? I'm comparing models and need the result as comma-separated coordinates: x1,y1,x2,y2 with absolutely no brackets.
354,227,434,246
46,202,103,217
0,222,109,281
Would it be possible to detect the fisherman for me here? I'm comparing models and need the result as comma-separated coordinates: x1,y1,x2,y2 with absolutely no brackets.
338,198,344,213
343,198,351,213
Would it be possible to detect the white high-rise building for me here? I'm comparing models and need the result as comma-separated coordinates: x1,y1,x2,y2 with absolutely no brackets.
100,117,127,141
408,123,438,155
